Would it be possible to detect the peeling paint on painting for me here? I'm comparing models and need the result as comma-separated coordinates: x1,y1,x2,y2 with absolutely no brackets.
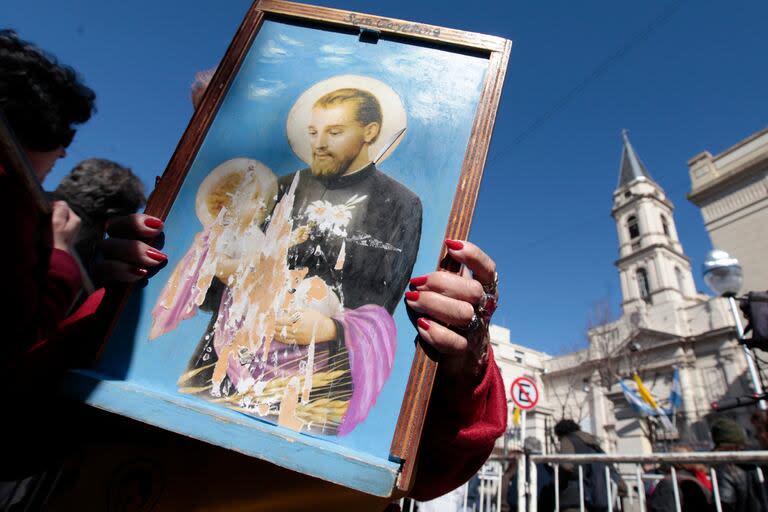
150,75,425,435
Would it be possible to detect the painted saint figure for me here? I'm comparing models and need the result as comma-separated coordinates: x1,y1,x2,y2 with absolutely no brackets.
152,83,422,435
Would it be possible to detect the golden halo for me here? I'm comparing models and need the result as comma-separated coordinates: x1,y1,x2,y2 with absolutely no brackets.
194,158,278,226
286,75,407,166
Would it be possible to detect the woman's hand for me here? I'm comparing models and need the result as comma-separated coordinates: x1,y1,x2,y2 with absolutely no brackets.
51,201,81,253
274,308,337,345
94,213,166,283
405,239,498,382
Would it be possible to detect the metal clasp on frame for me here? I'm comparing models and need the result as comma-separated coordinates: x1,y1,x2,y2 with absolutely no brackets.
358,27,380,44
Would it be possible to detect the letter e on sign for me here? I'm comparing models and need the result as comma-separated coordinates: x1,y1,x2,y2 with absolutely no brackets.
510,377,539,410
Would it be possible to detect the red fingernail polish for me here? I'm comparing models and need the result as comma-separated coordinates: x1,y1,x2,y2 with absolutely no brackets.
417,318,430,331
445,239,464,250
405,291,419,301
409,276,428,286
146,248,167,262
144,217,164,229
131,267,148,277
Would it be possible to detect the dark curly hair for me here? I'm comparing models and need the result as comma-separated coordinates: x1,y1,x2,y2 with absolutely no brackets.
53,158,145,220
554,419,581,438
51,158,145,273
0,29,95,151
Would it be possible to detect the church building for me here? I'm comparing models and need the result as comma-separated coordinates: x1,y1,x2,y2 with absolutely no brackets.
491,131,757,456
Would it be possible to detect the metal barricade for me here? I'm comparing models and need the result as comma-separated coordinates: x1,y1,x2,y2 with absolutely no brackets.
525,451,768,512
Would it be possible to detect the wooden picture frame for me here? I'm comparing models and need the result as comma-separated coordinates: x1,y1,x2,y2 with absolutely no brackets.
66,0,511,497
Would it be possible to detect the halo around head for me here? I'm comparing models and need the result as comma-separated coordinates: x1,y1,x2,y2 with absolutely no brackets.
195,158,278,227
286,75,407,166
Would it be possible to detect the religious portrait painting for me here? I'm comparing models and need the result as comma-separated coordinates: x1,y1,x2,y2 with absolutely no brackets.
150,77,421,435
91,9,502,467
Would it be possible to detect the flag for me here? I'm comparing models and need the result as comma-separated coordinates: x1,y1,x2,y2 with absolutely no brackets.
633,373,658,409
633,372,677,433
620,379,655,416
667,367,682,412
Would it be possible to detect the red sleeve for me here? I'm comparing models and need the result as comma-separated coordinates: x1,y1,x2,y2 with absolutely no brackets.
410,345,507,501
5,287,108,386
38,248,83,336
1,164,83,364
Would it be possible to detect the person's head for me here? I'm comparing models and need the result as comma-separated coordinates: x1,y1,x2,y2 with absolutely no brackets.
710,416,747,450
0,30,95,181
190,68,216,110
308,88,382,177
523,436,543,454
53,158,145,221
670,444,706,473
554,418,581,438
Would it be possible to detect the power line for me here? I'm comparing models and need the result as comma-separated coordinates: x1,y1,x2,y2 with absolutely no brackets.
487,1,683,168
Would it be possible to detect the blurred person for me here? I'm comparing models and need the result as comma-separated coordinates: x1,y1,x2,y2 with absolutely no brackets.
648,445,712,512
507,437,555,512
711,416,768,512
51,158,146,279
0,29,165,507
554,419,625,512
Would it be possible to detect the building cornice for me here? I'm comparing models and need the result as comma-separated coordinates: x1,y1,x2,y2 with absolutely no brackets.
614,243,691,266
542,326,736,379
612,193,675,217
688,158,768,205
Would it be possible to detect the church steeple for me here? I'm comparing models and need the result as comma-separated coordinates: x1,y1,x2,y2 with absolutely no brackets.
611,131,697,313
617,129,654,189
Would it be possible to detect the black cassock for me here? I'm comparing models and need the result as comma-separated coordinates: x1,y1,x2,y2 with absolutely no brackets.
279,162,422,316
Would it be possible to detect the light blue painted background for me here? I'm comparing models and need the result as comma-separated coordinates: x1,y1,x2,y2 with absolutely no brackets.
96,20,489,462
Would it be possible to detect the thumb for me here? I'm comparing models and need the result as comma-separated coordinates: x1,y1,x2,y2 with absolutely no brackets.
51,201,70,224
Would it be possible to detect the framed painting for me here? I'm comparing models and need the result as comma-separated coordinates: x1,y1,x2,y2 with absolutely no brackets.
64,0,511,497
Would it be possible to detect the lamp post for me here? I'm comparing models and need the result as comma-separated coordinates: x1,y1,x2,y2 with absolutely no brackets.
703,249,766,410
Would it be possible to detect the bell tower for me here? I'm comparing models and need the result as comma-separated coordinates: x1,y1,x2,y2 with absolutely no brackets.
612,130,696,313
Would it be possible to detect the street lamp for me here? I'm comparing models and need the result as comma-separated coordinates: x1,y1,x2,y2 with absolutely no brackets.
703,249,766,410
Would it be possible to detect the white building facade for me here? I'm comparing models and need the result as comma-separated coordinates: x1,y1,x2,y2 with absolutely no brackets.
491,132,757,458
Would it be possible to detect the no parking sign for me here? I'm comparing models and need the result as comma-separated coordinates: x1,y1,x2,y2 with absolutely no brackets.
510,376,538,411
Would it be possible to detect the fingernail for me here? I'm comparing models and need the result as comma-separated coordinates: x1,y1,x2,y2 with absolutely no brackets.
146,248,167,262
445,239,464,250
417,318,430,331
405,291,419,301
131,267,148,277
409,276,428,286
144,217,164,229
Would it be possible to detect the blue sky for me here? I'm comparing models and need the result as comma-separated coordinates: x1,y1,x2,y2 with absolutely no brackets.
4,0,768,356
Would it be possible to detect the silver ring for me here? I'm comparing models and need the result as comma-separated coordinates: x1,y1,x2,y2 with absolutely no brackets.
476,291,498,322
481,271,499,295
466,313,483,332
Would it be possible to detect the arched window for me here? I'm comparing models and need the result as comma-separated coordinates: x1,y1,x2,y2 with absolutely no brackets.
627,215,640,240
661,215,670,236
636,268,651,303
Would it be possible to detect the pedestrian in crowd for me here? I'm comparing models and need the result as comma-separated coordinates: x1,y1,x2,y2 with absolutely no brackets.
711,416,768,512
554,419,625,512
1,29,509,510
647,445,712,512
506,437,554,511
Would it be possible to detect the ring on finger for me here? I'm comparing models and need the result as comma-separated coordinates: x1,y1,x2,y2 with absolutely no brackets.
465,313,483,332
480,270,499,296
